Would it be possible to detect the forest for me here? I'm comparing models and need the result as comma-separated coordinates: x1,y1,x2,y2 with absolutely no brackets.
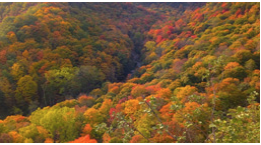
0,2,259,143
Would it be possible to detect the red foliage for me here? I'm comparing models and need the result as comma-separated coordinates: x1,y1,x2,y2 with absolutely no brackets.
38,64,48,75
118,97,127,104
128,96,134,100
109,104,122,122
36,51,44,60
155,29,162,35
145,85,161,94
99,35,105,40
0,50,7,64
130,135,144,143
221,2,227,8
156,35,163,43
191,35,197,39
235,9,241,16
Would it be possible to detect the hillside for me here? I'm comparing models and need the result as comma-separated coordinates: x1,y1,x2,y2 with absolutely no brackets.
0,2,259,143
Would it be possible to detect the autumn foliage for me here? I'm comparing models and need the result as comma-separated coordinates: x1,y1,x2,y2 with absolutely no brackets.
0,2,259,143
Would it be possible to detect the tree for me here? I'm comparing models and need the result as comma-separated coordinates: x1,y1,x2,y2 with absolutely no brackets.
99,99,113,118
0,77,15,108
222,62,247,80
44,67,77,105
216,78,247,111
81,124,92,136
10,63,25,81
15,75,38,113
18,124,49,143
78,95,95,107
75,65,105,93
175,85,198,103
124,99,140,117
84,108,104,125
0,50,7,64
69,135,97,143
30,106,80,142
211,92,260,143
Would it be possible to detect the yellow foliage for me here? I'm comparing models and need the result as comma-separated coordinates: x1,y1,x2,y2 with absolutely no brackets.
124,99,140,116
84,108,103,125
10,63,25,80
99,99,113,115
24,138,33,143
175,85,198,103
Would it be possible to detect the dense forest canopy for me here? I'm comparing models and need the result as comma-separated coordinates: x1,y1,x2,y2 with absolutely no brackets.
0,2,259,143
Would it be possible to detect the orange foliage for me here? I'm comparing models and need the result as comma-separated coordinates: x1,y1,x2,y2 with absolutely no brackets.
8,131,24,143
109,86,120,94
131,85,147,97
145,85,161,94
6,31,17,43
183,102,201,114
130,135,145,143
3,115,28,124
102,133,111,143
206,77,240,96
36,126,49,138
173,102,206,125
247,103,260,109
152,134,175,143
219,78,240,89
44,138,54,143
81,124,92,136
157,88,171,99
78,95,94,102
108,83,122,93
160,103,173,121
192,62,203,70
69,135,97,143
221,2,227,8
99,99,113,115
78,95,95,107
224,62,240,70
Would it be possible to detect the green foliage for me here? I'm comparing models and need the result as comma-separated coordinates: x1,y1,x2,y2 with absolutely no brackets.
213,92,260,143
15,75,37,113
75,65,105,93
45,67,75,95
30,106,80,142
109,137,123,143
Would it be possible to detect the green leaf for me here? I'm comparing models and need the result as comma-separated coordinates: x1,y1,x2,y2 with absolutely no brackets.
209,123,217,128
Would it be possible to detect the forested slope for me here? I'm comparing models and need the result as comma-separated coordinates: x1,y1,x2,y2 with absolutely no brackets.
0,2,259,143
